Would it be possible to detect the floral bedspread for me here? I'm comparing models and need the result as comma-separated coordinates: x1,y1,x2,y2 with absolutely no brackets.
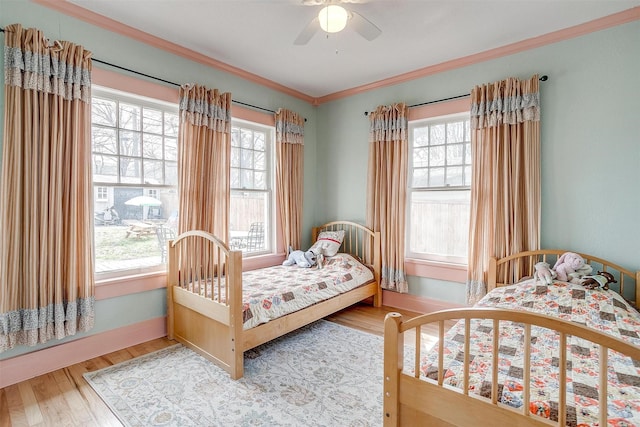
419,280,640,427
189,254,374,330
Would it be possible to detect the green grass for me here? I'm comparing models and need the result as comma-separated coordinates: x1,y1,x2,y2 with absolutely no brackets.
94,225,161,261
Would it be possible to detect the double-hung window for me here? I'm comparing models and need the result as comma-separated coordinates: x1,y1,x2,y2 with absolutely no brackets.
407,113,471,264
91,87,179,276
230,120,274,256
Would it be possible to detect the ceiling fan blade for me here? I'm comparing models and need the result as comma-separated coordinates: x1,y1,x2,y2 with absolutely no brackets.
349,10,381,41
294,17,319,45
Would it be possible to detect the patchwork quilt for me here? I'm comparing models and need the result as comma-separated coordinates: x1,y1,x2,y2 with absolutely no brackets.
419,280,640,427
187,254,374,330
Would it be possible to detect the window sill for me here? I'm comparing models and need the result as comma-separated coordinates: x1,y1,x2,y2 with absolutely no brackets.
405,258,467,282
95,271,167,301
94,253,288,300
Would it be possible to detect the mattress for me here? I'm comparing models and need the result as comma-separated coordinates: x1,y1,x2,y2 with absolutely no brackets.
186,253,374,330
417,279,640,426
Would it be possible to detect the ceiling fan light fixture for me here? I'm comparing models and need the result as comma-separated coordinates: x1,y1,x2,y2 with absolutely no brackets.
318,5,348,33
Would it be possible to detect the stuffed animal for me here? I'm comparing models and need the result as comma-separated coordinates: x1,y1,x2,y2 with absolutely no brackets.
567,263,594,284
282,247,318,268
580,271,617,290
552,252,587,282
533,261,556,285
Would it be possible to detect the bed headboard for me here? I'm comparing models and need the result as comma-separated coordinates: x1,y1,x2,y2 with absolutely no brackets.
488,249,639,307
312,221,381,286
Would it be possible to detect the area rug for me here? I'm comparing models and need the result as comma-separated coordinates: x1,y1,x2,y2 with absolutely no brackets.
84,320,400,427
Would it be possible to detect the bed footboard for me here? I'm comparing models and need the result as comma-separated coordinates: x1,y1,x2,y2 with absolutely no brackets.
383,309,640,427
166,230,244,379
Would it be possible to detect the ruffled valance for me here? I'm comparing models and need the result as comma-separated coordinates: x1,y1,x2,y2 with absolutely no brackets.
275,108,305,144
368,103,408,142
470,75,540,130
3,23,92,103
179,84,231,132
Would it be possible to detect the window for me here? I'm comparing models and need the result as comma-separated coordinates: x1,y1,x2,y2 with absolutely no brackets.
91,87,179,276
229,120,274,256
407,113,471,264
96,186,108,201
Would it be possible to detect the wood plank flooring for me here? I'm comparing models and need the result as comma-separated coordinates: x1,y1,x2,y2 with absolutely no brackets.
0,303,449,427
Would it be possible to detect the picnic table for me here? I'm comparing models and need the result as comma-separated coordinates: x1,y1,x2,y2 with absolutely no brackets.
125,221,157,238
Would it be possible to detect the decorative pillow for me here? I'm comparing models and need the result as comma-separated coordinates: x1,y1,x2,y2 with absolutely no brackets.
309,230,345,257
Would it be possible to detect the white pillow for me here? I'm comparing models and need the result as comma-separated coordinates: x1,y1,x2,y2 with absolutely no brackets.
309,230,345,257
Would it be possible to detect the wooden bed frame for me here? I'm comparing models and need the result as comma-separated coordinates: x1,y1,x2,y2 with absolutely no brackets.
383,249,640,427
166,220,381,379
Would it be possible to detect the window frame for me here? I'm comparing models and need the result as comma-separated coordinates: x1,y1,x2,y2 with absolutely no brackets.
230,118,276,258
91,86,180,281
404,99,471,282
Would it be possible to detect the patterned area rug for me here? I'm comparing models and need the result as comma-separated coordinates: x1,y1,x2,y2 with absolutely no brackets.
84,320,389,427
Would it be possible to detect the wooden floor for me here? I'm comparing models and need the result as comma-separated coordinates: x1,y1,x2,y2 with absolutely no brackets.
0,304,446,427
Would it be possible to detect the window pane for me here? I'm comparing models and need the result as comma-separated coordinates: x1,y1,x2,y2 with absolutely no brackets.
144,159,164,184
143,134,163,159
241,129,253,149
230,191,269,254
93,155,118,183
413,147,428,168
445,166,463,186
119,103,141,131
241,148,254,169
92,127,117,154
254,150,266,171
409,190,470,258
119,130,141,157
447,121,465,143
231,168,240,188
430,124,445,145
465,142,472,165
447,144,464,166
143,108,163,134
165,137,177,161
92,98,117,127
231,128,240,147
93,185,179,274
231,147,241,168
464,165,472,186
241,169,253,188
165,113,179,137
120,158,142,183
413,126,428,147
254,171,266,190
429,146,445,166
165,162,178,186
254,132,265,151
412,168,428,187
429,167,445,187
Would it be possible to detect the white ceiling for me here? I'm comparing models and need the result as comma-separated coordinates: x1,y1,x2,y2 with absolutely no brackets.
67,0,639,99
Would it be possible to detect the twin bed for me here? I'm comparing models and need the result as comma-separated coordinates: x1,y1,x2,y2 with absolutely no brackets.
166,220,381,379
166,225,639,425
383,250,640,426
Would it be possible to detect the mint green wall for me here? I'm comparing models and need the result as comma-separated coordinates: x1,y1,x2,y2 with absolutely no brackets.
0,1,318,359
317,21,640,304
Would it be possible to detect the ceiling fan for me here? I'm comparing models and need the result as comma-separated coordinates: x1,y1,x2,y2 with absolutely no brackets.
294,0,382,45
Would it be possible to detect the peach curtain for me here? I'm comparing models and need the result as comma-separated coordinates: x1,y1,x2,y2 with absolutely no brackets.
275,108,304,251
467,75,541,304
366,103,409,293
0,24,94,351
177,85,232,240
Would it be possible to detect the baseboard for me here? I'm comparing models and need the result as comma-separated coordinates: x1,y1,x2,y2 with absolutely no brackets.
0,316,167,389
382,290,466,314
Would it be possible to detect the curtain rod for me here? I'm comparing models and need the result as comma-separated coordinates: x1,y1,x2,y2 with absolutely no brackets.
0,26,291,118
363,75,549,116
